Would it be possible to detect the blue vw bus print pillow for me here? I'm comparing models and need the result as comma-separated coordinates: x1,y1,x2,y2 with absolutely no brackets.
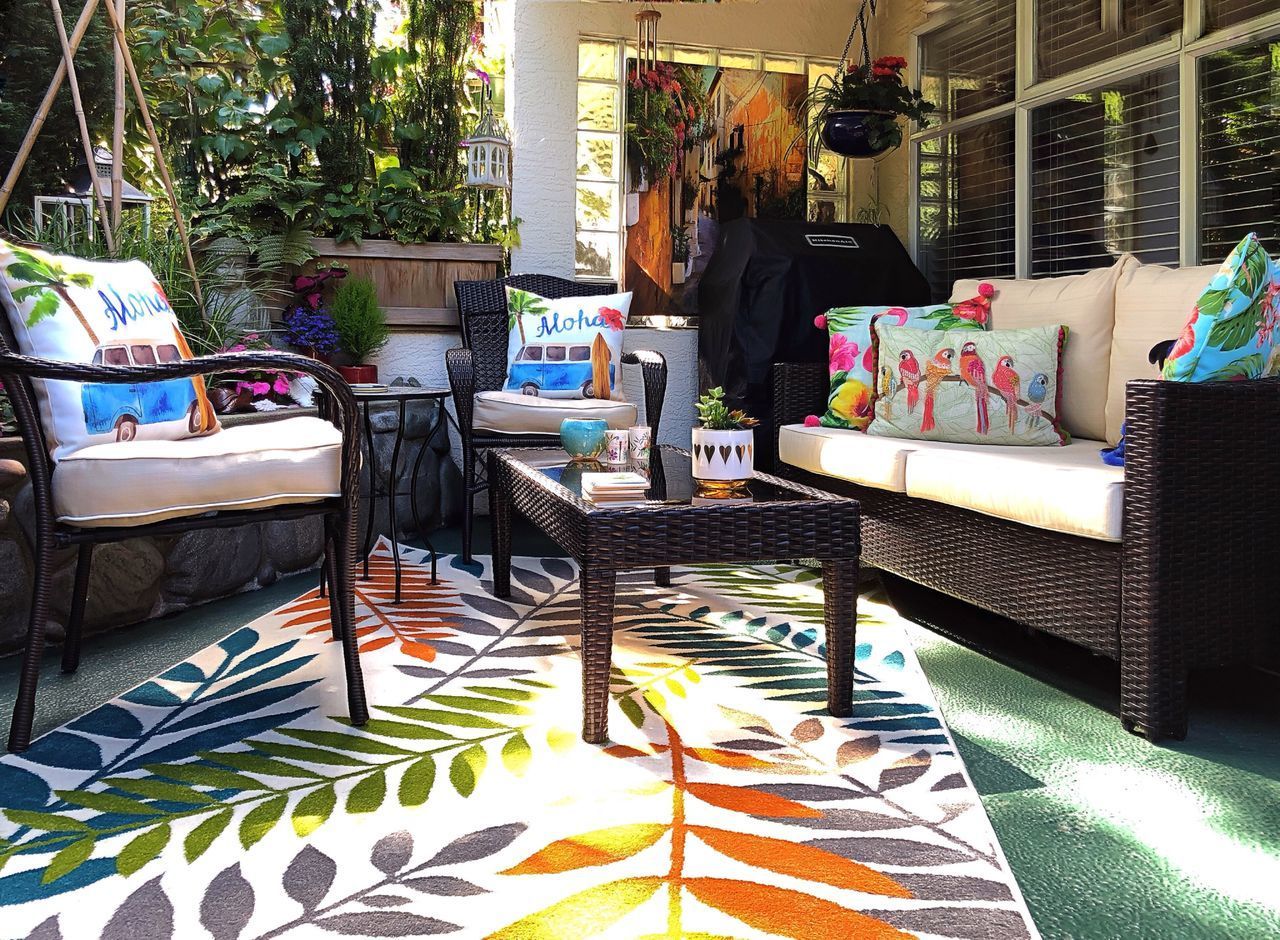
0,239,220,461
503,287,631,399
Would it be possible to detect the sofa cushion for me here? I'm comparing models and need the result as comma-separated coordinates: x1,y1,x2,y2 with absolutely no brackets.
905,438,1124,542
473,390,636,435
952,256,1132,443
777,424,921,492
53,416,341,528
1106,260,1218,445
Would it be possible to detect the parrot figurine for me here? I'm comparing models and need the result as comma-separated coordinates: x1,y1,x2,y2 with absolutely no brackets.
922,348,954,433
879,364,897,419
959,341,990,435
898,350,922,415
992,354,1021,432
1026,372,1049,424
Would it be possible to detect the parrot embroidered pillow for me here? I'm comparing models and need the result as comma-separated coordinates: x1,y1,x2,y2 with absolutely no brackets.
867,322,1070,446
0,239,219,461
503,287,631,400
813,292,990,431
1161,233,1280,383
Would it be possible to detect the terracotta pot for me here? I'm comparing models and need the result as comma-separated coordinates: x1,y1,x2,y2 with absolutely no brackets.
338,364,378,384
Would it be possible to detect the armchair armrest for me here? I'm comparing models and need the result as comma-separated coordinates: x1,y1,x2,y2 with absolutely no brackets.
446,347,476,439
622,349,667,440
771,362,828,430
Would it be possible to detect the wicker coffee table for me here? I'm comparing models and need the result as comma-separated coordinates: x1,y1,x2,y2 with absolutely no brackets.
488,446,861,743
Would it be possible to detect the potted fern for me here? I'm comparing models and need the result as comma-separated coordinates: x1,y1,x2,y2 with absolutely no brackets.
330,276,390,383
691,387,759,495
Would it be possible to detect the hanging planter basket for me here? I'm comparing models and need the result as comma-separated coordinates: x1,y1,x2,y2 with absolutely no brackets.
820,109,898,159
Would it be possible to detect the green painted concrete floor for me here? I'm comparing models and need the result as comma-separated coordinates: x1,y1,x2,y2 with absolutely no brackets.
2,520,1277,939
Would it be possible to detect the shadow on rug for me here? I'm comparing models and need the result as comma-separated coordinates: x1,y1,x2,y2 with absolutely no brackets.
0,542,1038,939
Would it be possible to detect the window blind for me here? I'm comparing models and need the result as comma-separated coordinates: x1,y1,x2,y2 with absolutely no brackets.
1200,37,1280,261
920,0,1016,123
917,117,1016,299
1206,0,1278,32
1035,0,1181,82
1030,67,1180,276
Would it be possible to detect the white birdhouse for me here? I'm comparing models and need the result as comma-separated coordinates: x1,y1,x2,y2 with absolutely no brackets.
463,103,510,190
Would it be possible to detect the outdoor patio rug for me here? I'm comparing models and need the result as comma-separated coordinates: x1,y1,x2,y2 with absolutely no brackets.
0,543,1038,939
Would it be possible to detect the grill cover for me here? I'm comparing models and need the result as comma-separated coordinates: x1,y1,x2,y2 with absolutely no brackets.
697,219,930,465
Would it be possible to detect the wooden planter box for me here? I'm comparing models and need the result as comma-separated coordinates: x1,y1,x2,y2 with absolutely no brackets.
305,238,503,329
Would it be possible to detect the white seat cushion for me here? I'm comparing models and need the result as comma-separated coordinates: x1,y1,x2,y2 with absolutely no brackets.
777,424,920,492
54,416,341,528
904,438,1124,542
473,390,637,435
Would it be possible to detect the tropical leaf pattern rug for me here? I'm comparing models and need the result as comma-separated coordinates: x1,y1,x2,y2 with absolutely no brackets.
0,544,1038,939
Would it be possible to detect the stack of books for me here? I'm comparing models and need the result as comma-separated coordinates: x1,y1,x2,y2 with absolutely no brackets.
581,471,650,506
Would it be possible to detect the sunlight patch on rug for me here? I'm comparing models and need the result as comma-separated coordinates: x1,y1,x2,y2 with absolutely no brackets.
0,542,1038,939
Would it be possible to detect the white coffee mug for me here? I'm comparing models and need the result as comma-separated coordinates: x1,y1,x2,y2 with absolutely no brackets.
629,425,652,463
603,429,630,464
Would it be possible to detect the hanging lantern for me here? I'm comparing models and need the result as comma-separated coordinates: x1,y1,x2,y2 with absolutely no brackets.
635,7,661,78
462,90,511,190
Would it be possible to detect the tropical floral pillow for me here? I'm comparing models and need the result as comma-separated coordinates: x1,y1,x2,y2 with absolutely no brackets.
812,290,991,431
1162,233,1280,383
0,239,219,461
503,287,631,400
867,322,1069,446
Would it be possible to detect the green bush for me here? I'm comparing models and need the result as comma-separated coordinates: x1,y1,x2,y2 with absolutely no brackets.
330,277,389,363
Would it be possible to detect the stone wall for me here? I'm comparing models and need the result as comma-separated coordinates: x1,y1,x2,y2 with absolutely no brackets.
0,401,457,656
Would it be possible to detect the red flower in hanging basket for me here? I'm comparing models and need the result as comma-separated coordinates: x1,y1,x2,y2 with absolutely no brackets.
873,55,908,71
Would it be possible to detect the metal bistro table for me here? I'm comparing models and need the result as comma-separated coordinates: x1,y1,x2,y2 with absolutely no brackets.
352,385,454,599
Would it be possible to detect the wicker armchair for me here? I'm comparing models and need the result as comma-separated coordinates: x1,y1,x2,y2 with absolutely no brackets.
0,319,369,752
449,275,668,562
772,362,1280,742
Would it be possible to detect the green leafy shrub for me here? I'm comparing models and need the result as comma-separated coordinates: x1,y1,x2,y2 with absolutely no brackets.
330,277,389,363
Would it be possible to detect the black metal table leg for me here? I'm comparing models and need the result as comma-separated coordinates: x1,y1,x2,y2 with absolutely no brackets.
409,399,446,584
361,400,376,581
386,399,407,603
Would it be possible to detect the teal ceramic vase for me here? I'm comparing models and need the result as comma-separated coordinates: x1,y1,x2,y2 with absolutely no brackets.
560,418,608,462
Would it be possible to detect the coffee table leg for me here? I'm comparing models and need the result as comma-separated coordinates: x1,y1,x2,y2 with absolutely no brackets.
580,566,617,744
489,453,512,599
654,567,670,587
822,559,858,717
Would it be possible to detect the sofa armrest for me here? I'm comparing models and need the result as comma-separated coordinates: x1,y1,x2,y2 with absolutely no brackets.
445,347,476,441
622,349,667,441
1120,376,1280,737
771,362,828,429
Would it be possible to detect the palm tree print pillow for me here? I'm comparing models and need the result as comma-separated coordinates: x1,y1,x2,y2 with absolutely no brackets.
867,322,1069,446
0,240,219,460
503,288,631,400
1162,233,1280,383
813,298,988,431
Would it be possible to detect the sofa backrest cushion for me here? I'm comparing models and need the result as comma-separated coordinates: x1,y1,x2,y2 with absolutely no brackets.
1105,260,1219,445
951,256,1131,442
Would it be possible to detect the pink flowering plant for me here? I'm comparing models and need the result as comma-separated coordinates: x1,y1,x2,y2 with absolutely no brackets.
626,62,713,179
216,333,294,404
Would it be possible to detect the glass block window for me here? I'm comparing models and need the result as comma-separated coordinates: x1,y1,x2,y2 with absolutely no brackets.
1035,0,1181,82
576,40,623,280
1030,67,1180,275
920,0,1015,123
1199,38,1280,260
917,117,1017,298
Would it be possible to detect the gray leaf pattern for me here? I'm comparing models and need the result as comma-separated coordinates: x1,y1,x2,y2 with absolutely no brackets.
101,876,173,940
370,831,414,876
200,863,255,940
283,844,337,912
421,823,526,868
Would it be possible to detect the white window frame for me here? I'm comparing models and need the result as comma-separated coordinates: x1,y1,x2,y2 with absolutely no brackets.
909,1,1280,278
575,36,848,283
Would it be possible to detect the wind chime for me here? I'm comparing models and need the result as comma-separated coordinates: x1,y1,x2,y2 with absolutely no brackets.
634,5,661,79
0,0,203,301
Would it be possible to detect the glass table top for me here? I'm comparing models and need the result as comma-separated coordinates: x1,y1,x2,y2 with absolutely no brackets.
518,446,825,507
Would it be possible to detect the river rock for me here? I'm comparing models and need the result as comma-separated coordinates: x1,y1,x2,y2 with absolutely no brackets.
163,526,262,603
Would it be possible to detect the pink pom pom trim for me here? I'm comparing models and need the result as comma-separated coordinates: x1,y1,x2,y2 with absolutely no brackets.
803,415,821,427
978,282,996,298
813,314,827,329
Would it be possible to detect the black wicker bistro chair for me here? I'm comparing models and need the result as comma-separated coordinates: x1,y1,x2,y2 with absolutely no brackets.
448,275,668,562
0,316,369,752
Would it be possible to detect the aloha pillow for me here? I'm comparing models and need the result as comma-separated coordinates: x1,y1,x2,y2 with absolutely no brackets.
1162,233,1280,383
867,322,1069,446
0,239,219,461
814,293,990,431
503,287,631,400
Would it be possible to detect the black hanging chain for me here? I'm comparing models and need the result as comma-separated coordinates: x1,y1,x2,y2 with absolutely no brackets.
838,0,878,74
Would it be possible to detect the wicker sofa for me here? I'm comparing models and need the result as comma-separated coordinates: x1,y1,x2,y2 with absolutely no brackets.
771,256,1279,742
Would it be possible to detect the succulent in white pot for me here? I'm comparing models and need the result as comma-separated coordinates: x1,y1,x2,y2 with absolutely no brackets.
691,386,758,495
